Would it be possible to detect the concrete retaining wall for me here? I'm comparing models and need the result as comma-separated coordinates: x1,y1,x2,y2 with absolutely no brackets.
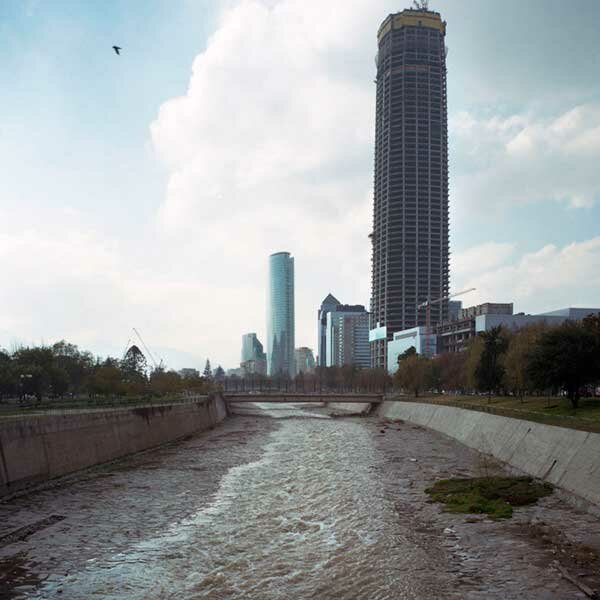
327,402,372,414
0,396,227,497
378,401,600,508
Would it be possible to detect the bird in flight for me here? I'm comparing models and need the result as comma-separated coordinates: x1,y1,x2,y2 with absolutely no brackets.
112,46,122,55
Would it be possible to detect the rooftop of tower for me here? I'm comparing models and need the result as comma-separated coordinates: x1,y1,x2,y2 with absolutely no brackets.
377,8,445,42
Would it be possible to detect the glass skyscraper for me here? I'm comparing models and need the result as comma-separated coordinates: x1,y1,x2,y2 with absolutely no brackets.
370,7,449,369
267,252,295,376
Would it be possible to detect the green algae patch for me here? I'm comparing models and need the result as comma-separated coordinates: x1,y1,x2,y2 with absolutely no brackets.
425,476,553,519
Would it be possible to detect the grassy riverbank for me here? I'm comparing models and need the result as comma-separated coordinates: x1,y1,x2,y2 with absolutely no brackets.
393,394,600,433
0,394,205,419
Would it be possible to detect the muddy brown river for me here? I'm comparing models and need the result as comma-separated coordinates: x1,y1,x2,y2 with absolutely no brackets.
1,403,599,599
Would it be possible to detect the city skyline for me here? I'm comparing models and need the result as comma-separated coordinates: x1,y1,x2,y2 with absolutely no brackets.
2,0,600,369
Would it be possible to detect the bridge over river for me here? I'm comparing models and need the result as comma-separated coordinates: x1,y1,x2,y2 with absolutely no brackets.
1,400,599,599
223,392,383,403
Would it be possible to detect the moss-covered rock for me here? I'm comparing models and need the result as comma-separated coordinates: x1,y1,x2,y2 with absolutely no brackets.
425,476,553,519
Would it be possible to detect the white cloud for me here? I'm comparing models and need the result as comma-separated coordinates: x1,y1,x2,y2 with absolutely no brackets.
451,104,600,215
148,0,394,362
453,237,600,313
0,224,264,369
451,241,516,278
151,0,378,232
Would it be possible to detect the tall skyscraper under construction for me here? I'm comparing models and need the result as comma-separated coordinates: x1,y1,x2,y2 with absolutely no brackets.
370,4,449,369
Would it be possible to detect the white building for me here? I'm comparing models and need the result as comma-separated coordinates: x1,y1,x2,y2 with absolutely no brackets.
387,327,437,374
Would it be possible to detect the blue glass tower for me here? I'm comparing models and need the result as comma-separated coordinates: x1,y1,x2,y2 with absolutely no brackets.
267,252,295,376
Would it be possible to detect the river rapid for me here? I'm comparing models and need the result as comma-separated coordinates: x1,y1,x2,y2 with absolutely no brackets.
1,403,599,599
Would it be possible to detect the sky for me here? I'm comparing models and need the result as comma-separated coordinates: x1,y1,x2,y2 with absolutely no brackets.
1,0,600,370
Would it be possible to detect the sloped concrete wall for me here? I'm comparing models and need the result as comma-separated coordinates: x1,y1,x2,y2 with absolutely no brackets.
378,401,600,508
0,396,227,497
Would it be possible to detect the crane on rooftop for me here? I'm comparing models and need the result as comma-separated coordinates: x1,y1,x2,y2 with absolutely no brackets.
418,288,476,330
412,0,430,10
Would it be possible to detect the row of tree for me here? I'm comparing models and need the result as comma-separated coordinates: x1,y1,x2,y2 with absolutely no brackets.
0,342,212,402
395,314,600,408
0,339,393,403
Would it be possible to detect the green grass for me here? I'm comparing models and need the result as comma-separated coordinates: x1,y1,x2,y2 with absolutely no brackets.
403,395,600,432
0,394,203,418
425,476,553,519
451,395,600,420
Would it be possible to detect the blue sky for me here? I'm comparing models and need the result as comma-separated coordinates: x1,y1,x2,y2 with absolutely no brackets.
1,0,599,369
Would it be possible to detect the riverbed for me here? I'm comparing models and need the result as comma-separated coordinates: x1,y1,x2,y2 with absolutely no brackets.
1,403,599,599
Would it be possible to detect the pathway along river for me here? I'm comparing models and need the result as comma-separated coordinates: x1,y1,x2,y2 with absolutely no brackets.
1,403,600,599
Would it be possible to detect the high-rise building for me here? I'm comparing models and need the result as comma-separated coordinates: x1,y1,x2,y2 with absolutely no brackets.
294,347,316,374
317,293,341,367
267,252,295,376
241,333,266,362
241,333,267,376
370,6,449,369
325,306,370,368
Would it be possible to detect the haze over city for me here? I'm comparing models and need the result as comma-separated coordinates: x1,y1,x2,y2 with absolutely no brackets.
2,0,600,369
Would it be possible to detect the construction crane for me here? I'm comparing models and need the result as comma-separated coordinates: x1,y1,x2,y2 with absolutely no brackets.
132,328,163,370
412,0,429,10
418,288,476,330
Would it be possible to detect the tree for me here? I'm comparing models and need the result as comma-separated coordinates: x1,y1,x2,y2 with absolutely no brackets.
582,312,600,337
339,364,359,392
12,346,55,401
0,350,16,400
527,321,600,409
503,323,547,400
395,353,431,397
88,364,124,398
399,346,417,360
426,357,443,393
475,326,508,398
122,345,147,380
435,352,467,393
203,359,212,380
52,341,94,394
214,365,225,381
49,366,70,398
149,369,182,396
463,336,484,391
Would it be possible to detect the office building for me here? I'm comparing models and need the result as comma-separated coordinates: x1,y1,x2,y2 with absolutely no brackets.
326,306,370,368
448,300,462,321
295,347,316,374
437,303,514,354
241,333,265,363
387,303,600,371
240,333,267,375
370,6,449,369
267,252,295,376
317,294,341,367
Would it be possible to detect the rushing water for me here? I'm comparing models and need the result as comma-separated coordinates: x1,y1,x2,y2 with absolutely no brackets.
36,405,439,598
2,403,599,599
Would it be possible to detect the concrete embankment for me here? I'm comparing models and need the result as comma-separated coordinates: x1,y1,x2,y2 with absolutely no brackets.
326,402,373,415
0,396,227,497
377,401,600,508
